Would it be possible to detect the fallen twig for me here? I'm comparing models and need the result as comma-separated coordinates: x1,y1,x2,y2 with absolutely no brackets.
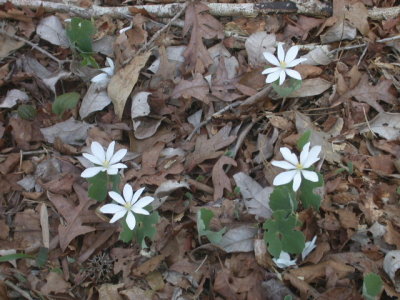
0,0,399,20
0,26,70,68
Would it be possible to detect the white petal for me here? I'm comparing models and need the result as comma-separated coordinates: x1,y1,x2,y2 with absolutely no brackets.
81,166,104,178
109,148,127,164
91,73,108,83
292,171,302,191
301,170,319,182
280,147,299,165
106,141,115,162
285,69,302,81
287,57,307,68
299,142,310,165
109,210,126,223
91,142,105,162
271,160,296,170
123,184,133,203
278,70,286,85
277,43,285,62
109,163,127,169
131,207,150,215
131,187,145,204
262,67,281,74
100,203,124,214
101,66,114,76
265,70,281,83
108,191,126,205
82,153,103,165
263,52,280,66
105,57,114,70
106,167,119,175
126,211,136,230
134,196,154,209
285,45,299,64
273,170,297,186
303,145,321,168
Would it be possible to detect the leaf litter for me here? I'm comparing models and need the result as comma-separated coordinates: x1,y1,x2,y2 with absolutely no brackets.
1,0,400,298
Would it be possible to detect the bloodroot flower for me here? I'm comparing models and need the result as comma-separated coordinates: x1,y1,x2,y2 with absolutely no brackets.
273,251,297,269
81,141,127,178
91,57,115,84
271,142,321,192
262,43,307,85
100,184,154,230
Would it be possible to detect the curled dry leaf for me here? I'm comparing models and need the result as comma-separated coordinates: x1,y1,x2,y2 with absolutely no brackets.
287,78,332,98
360,112,400,140
384,250,400,292
0,89,29,108
79,83,111,119
172,73,209,103
36,15,69,47
245,31,276,67
108,51,151,119
131,92,151,119
219,225,257,253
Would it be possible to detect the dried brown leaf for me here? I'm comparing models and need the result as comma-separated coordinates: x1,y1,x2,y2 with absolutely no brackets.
183,2,224,74
172,73,209,103
108,51,151,119
212,156,237,201
185,123,236,171
47,184,97,251
335,74,397,112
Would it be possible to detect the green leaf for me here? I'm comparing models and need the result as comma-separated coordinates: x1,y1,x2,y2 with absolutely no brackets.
36,247,49,267
0,253,34,262
263,210,305,257
284,296,293,300
270,184,297,213
271,78,302,98
17,104,37,120
363,273,382,300
298,172,324,210
87,171,108,202
66,17,95,53
109,174,121,193
80,52,99,68
297,130,311,151
119,210,160,248
52,92,80,116
197,208,226,245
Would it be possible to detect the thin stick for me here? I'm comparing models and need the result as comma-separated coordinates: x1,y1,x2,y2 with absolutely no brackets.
138,2,188,55
4,280,33,300
0,27,68,67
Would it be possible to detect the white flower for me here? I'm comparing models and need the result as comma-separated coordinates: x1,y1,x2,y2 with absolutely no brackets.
91,57,115,84
81,141,127,178
271,142,321,192
273,251,297,268
262,43,307,85
119,22,133,34
302,235,317,260
100,184,154,230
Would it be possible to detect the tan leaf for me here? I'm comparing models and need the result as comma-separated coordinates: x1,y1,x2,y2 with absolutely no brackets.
40,272,71,295
345,2,369,36
98,283,124,300
47,184,97,251
185,123,236,171
212,156,237,201
108,51,151,119
183,2,224,74
172,73,209,103
335,74,397,112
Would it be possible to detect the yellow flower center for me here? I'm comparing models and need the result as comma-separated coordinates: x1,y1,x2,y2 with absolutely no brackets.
102,160,110,168
296,163,303,170
280,61,287,69
124,202,132,210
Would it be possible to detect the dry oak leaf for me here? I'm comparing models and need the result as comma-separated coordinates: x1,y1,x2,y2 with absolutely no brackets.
47,184,98,251
172,73,209,103
108,51,151,120
335,74,397,112
40,272,71,295
183,2,224,74
212,155,237,201
185,123,236,171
